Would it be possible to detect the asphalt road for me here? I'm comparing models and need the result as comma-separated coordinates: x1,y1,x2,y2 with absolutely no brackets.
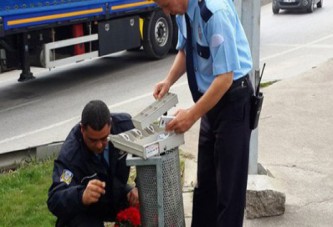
0,51,189,154
260,1,333,82
0,1,333,154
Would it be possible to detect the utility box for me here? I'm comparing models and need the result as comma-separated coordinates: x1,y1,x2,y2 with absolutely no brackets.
110,93,185,226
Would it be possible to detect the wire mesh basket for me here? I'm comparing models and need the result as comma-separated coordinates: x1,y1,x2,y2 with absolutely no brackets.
127,148,185,227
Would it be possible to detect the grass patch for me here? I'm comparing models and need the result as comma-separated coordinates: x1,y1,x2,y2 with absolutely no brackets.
0,151,186,226
0,159,56,227
260,80,279,88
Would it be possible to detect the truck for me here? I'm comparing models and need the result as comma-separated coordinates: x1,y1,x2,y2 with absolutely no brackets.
0,0,177,81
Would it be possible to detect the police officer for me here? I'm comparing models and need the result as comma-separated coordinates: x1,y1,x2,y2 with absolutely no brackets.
47,100,138,227
153,0,253,226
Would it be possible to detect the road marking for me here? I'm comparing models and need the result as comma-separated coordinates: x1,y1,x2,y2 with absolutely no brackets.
261,33,333,61
0,99,41,114
264,43,333,49
107,81,187,108
0,81,188,145
0,116,78,145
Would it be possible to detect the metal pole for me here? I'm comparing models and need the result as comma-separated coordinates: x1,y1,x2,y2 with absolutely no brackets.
18,32,35,81
234,0,261,174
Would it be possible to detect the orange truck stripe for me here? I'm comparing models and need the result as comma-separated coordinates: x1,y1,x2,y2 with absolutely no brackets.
7,8,103,26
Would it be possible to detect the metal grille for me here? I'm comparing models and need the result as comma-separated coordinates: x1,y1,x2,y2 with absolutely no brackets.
136,149,185,227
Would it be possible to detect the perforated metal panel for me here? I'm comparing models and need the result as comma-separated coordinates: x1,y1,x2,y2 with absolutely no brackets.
129,149,185,227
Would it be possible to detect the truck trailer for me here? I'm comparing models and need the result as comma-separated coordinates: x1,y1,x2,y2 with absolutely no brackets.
0,0,177,81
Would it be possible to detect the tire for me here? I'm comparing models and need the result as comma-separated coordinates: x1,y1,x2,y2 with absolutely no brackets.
317,0,323,8
30,47,45,67
142,10,173,59
272,1,280,14
307,0,314,13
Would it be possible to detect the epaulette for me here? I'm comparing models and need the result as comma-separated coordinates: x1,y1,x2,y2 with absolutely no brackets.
199,0,213,22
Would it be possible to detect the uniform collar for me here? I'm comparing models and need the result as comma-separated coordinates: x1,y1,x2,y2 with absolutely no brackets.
186,0,197,20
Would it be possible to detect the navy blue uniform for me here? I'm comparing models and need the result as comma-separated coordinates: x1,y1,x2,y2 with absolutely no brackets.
176,0,253,226
47,113,134,227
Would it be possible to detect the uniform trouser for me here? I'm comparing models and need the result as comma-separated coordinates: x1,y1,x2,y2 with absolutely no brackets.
57,200,128,227
191,77,253,227
66,215,105,227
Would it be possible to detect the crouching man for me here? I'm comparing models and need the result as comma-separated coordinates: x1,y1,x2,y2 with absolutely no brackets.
47,100,138,227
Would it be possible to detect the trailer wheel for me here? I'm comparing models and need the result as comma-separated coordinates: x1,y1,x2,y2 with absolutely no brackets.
143,10,173,59
272,1,280,14
317,0,323,8
307,0,314,13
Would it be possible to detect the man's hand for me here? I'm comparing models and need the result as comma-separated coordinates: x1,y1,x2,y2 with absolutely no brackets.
166,108,197,134
127,187,139,207
153,80,171,100
82,179,106,206
164,73,234,134
153,50,187,100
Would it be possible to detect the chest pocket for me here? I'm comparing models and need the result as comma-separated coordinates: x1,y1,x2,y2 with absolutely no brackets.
196,43,210,59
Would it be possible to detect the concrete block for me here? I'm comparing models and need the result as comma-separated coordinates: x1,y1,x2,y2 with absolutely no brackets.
36,142,63,161
0,149,35,170
246,174,286,219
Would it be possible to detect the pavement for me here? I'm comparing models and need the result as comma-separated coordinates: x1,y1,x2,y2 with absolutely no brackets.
180,58,333,227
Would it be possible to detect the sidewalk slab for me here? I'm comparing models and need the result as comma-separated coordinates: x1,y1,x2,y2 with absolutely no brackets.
182,58,333,227
245,58,333,227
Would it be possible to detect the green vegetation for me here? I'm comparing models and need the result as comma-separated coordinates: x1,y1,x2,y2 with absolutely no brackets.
0,152,185,227
260,80,279,88
0,159,56,227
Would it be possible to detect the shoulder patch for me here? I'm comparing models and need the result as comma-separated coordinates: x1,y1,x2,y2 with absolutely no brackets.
60,169,74,185
211,34,224,47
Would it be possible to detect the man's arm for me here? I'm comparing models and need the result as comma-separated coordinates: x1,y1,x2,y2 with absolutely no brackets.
166,72,233,133
127,187,139,207
153,50,186,100
47,159,87,220
112,113,139,207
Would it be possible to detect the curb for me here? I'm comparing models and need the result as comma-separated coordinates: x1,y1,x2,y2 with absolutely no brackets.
261,0,272,6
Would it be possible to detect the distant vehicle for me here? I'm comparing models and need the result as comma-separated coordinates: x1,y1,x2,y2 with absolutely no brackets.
272,0,323,14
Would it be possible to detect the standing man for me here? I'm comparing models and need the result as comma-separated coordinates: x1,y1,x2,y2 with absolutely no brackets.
47,100,138,227
152,0,253,226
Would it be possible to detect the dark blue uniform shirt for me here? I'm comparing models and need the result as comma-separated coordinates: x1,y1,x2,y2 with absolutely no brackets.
47,113,134,224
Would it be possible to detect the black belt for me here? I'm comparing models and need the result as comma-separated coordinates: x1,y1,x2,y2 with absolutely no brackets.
198,74,251,100
226,74,251,96
206,74,252,120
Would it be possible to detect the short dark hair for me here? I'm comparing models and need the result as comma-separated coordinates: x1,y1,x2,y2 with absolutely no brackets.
81,100,111,130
